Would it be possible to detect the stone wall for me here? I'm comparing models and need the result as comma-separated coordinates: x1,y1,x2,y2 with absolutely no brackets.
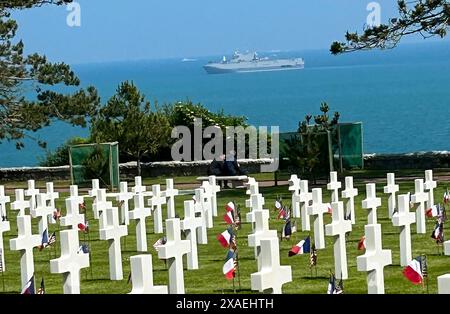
1,152,449,182
0,159,274,182
363,151,450,170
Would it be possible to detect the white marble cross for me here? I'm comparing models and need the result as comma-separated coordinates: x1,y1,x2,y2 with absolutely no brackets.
424,170,437,210
325,201,352,280
132,176,147,194
299,180,312,231
357,224,392,294
307,188,328,249
246,193,265,231
342,176,358,225
88,179,101,199
194,187,213,229
11,189,29,216
45,182,59,224
50,229,89,294
383,173,399,219
392,194,416,267
250,237,292,294
61,197,85,230
93,189,111,229
411,179,428,234
100,205,128,280
248,209,277,270
245,183,262,210
116,182,133,225
0,217,10,272
438,274,450,294
148,185,166,234
25,180,39,211
128,255,168,294
245,177,259,196
158,218,191,294
163,179,179,219
30,193,52,236
200,181,214,228
444,240,450,256
9,215,42,288
327,171,342,203
0,186,10,218
68,185,84,207
193,189,208,245
207,176,220,217
362,183,381,224
180,200,202,270
129,193,151,252
0,187,10,271
289,175,301,218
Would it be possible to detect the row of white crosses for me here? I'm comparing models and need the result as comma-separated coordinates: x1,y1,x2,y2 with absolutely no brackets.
359,182,392,294
288,175,312,230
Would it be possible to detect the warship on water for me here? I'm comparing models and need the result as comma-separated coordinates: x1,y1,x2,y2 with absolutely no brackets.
203,51,304,74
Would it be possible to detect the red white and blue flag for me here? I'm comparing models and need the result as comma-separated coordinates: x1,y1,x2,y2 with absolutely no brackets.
358,236,366,251
275,199,282,211
217,229,232,248
225,202,235,213
223,253,237,280
326,203,332,214
444,189,449,204
21,276,35,294
288,236,311,257
403,256,424,285
224,211,234,224
426,205,440,218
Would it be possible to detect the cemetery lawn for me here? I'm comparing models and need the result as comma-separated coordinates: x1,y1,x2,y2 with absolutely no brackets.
1,171,449,294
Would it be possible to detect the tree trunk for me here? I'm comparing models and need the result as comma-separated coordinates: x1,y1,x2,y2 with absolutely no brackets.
137,156,141,177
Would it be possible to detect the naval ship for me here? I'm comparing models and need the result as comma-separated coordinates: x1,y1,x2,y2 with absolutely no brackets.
203,51,304,74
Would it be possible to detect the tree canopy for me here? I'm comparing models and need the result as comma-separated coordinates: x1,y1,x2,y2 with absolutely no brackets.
331,0,450,54
90,81,172,175
0,0,99,149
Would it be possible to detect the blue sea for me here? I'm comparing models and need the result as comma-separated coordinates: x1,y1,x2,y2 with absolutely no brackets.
1,42,450,167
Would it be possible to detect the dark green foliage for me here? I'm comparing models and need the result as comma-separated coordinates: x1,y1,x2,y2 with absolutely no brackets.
90,81,172,175
284,103,340,180
331,0,450,54
81,144,110,187
0,1,99,149
39,136,88,167
166,101,248,129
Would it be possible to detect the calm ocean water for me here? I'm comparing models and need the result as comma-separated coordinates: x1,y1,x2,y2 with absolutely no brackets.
1,42,450,167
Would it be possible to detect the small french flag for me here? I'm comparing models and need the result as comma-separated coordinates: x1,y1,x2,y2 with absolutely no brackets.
358,236,366,251
225,202,235,212
275,200,282,210
217,230,232,248
288,237,311,257
327,203,332,214
223,257,236,280
426,205,439,218
402,257,423,285
224,211,234,224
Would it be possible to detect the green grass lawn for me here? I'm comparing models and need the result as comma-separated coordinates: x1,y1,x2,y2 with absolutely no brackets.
0,173,449,294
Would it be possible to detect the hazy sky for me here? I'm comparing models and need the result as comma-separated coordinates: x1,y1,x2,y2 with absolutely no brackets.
12,0,443,64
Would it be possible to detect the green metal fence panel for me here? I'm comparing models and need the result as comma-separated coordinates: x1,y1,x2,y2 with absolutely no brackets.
69,142,119,190
338,122,364,170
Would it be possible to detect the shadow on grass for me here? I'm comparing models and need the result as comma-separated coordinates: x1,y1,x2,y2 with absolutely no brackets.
300,275,329,281
212,288,253,293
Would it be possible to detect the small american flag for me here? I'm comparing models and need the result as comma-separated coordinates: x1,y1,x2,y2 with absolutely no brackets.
53,209,61,221
48,232,56,246
310,244,317,267
153,237,167,252
37,277,45,295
